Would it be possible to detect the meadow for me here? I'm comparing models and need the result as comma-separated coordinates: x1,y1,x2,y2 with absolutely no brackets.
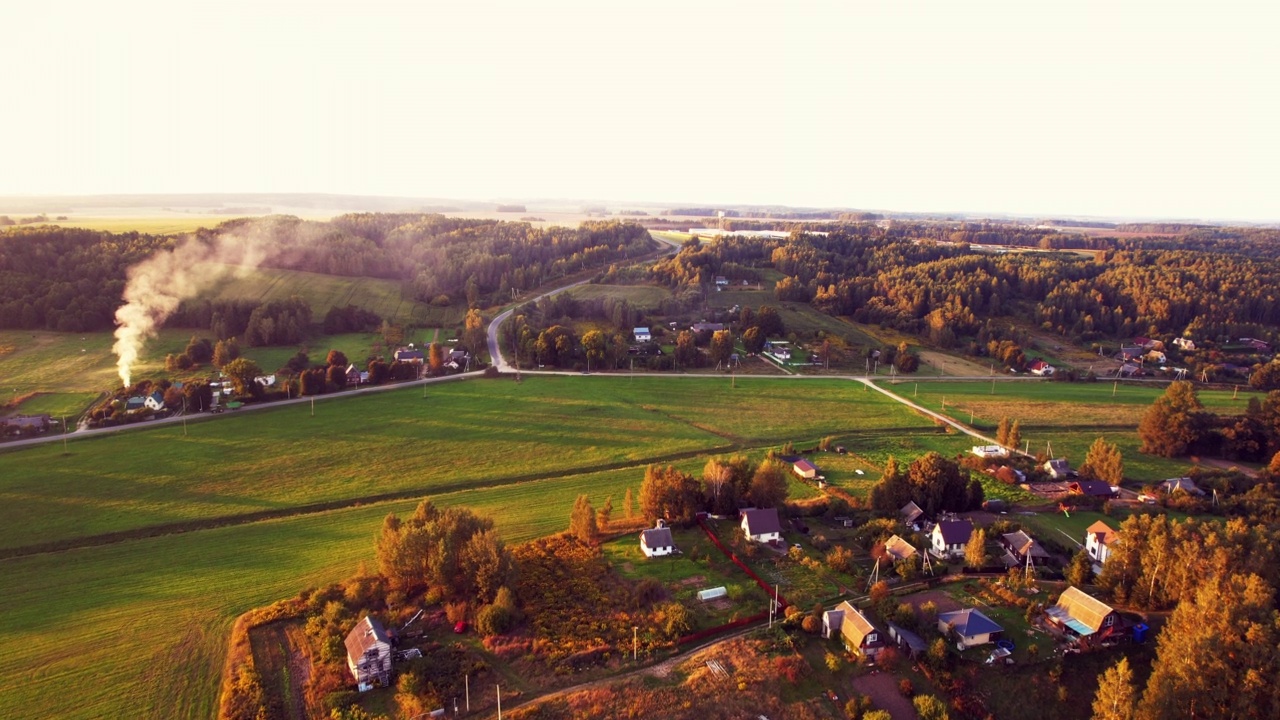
0,375,940,720
567,283,672,310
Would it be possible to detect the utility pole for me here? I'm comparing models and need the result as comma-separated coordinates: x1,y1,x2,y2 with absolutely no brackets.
62,415,68,453
1112,380,1118,397
496,685,501,720
465,674,469,712
311,396,315,417
633,626,638,660
182,398,187,436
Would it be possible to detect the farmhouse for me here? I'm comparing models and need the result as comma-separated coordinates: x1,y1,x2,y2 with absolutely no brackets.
714,276,729,286
900,501,925,530
971,445,1008,459
125,396,145,411
1,414,50,434
882,534,918,563
1086,520,1119,570
1028,359,1055,377
345,616,392,689
1044,458,1074,480
1146,350,1167,365
999,530,1049,566
792,459,818,480
345,364,364,385
931,520,974,559
394,346,424,363
1070,480,1117,499
143,391,165,411
764,341,791,360
1046,586,1120,641
640,521,675,557
1161,477,1204,496
740,507,783,544
1172,337,1196,351
825,601,886,658
938,608,1003,649
633,327,651,342
690,322,725,334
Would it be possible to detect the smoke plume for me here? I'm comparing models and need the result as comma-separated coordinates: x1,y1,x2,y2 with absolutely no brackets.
113,231,268,387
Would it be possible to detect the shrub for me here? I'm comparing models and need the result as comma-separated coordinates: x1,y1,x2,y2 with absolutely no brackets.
898,678,914,697
632,577,668,608
445,601,468,624
826,545,855,573
801,615,822,634
474,603,514,636
773,655,806,685
323,690,358,712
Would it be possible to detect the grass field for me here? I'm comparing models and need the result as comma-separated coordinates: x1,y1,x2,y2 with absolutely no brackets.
204,263,459,328
28,216,265,234
568,283,672,310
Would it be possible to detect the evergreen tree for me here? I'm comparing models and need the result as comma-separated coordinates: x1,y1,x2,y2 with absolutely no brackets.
1139,380,1205,457
1066,549,1092,587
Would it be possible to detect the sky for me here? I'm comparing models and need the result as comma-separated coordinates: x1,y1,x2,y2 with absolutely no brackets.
1,1,1277,221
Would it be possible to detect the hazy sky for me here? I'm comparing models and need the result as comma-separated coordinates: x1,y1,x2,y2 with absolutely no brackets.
2,1,1276,221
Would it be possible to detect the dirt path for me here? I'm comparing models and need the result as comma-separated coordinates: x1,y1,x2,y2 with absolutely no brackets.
851,672,919,720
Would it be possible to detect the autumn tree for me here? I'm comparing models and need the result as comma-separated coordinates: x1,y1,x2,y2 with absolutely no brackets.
1138,573,1280,719
596,496,613,528
221,357,263,396
996,417,1011,447
1066,549,1092,587
427,342,446,375
1139,380,1205,457
709,329,734,367
747,459,789,508
742,326,765,354
702,457,738,516
326,350,349,368
375,500,515,604
623,487,634,519
462,308,486,356
869,456,910,515
212,337,241,368
1081,436,1124,485
1091,657,1136,720
1007,420,1022,453
913,695,950,720
965,528,988,569
185,336,213,364
568,494,600,545
674,330,699,368
581,330,607,370
639,465,702,525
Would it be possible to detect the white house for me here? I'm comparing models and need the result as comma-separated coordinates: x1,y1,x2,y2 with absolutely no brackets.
1085,520,1119,572
931,520,974,559
143,391,166,411
640,521,675,557
937,608,1003,649
971,445,1008,459
344,616,392,689
633,327,651,342
1173,337,1196,351
740,507,783,544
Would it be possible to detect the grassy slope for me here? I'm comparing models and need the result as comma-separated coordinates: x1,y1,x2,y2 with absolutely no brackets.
567,283,672,309
0,377,925,551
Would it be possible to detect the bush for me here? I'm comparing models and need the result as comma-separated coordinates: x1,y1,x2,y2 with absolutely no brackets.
826,545,855,573
801,615,822,634
445,601,468,624
323,690,358,712
474,603,514,636
898,678,914,697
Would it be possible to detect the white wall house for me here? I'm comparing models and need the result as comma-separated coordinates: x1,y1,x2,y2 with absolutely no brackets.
1085,520,1119,571
640,523,675,557
931,520,974,559
741,508,782,543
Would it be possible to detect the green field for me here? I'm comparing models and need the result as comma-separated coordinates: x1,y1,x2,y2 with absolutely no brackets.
0,375,945,719
204,263,460,328
568,283,672,310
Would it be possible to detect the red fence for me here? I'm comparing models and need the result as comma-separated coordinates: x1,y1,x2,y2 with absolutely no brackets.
695,517,790,609
677,610,768,646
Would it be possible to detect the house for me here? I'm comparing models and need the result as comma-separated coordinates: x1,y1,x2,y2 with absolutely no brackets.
1145,350,1167,365
740,507,783,543
1132,337,1155,350
1046,586,1121,641
1044,458,1074,480
999,530,1050,566
764,341,791,360
1028,359,1055,377
937,608,1003,649
640,521,675,557
887,622,928,658
394,346,425,363
125,396,145,411
1085,520,1119,570
971,445,1008,459
1070,480,1117,499
344,616,392,689
1239,337,1271,352
900,501,925,530
1118,361,1142,378
1119,346,1145,362
882,534,918,563
931,520,974,559
633,327,651,343
792,459,818,480
144,391,166,411
346,364,362,385
714,276,729,286
254,374,276,388
1172,337,1196,351
1160,477,1205,496
690,322,725,334
1,414,51,434
826,601,886,658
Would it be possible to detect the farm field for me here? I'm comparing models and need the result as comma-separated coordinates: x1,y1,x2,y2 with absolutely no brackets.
202,263,459,328
567,282,672,309
887,379,1260,431
0,376,930,552
27,215,265,234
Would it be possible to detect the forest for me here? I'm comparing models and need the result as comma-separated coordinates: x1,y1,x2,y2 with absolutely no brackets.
650,224,1280,365
0,216,654,334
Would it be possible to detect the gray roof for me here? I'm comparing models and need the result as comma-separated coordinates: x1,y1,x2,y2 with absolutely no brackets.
641,527,674,549
900,501,924,523
742,507,783,536
1161,477,1204,495
934,520,974,545
938,608,1003,638
1001,530,1050,559
887,622,927,653
344,616,389,662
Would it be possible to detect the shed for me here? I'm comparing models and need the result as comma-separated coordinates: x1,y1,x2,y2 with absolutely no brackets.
697,587,727,602
792,459,818,480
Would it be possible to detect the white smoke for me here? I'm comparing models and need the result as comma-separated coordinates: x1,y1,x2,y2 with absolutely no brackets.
112,231,269,387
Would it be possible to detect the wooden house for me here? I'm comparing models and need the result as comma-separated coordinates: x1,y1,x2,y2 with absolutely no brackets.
1046,586,1120,641
938,608,1003,649
825,601,886,658
345,616,392,689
